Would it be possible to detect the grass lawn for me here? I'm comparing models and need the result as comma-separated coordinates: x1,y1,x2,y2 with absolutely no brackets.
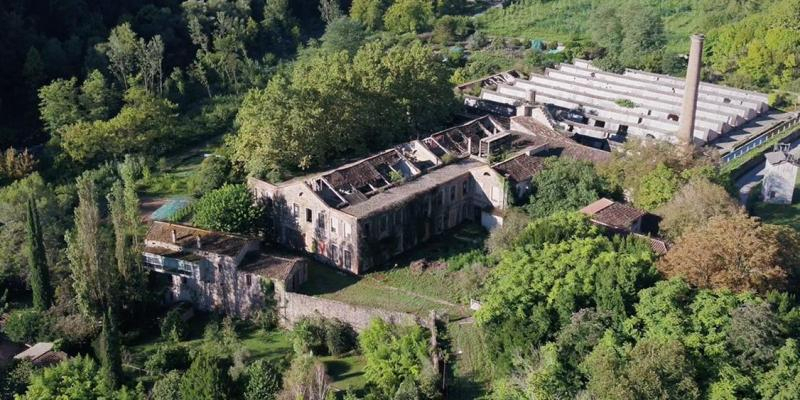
751,187,800,231
447,322,494,399
320,353,367,390
300,263,468,318
365,223,490,308
138,136,224,198
299,224,489,319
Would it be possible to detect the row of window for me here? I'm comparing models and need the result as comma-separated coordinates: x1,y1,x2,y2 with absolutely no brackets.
290,204,352,239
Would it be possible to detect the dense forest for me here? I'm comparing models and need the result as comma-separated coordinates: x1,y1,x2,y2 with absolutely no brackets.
0,0,799,399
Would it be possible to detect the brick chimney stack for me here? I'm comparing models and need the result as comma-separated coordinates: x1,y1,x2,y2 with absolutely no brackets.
678,34,704,150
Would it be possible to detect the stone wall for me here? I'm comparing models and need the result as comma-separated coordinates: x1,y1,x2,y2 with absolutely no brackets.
277,291,420,331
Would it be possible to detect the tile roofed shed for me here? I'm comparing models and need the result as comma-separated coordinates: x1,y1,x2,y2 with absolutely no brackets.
146,221,251,257
581,198,646,230
492,153,548,182
238,250,305,282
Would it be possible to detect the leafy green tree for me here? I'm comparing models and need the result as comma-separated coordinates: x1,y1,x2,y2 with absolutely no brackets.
384,0,434,33
321,17,367,54
525,158,616,217
192,184,264,235
38,77,82,136
634,163,680,211
757,339,800,400
359,319,433,397
97,22,164,94
16,356,134,399
583,335,700,400
244,359,282,400
61,87,177,163
726,303,782,371
350,0,391,30
657,178,741,240
0,174,69,284
79,70,117,121
26,198,52,310
179,352,232,400
2,309,49,343
151,371,183,400
232,40,454,177
188,156,233,197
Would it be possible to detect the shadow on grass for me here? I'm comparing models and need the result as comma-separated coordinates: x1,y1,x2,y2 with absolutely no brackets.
298,262,362,296
366,223,488,275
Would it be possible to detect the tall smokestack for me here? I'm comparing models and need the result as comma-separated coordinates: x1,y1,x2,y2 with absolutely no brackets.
678,34,704,149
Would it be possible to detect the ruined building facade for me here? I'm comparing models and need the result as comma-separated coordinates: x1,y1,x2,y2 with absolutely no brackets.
249,115,609,274
142,221,308,316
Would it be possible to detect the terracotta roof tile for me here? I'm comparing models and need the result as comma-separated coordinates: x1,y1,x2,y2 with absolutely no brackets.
492,153,548,182
145,222,251,257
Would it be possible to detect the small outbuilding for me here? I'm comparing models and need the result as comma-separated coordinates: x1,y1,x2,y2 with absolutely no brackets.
762,145,799,204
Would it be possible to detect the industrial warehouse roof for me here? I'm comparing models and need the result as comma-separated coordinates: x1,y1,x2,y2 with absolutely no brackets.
480,60,769,143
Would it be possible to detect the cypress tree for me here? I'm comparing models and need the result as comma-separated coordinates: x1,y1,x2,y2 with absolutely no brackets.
26,198,51,310
100,306,123,389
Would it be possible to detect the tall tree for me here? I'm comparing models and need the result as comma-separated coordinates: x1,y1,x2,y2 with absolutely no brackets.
66,173,117,317
657,178,741,240
25,198,51,311
658,213,800,293
350,0,391,30
99,307,122,389
319,0,342,24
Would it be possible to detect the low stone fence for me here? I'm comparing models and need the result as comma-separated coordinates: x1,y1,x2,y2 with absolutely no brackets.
277,291,420,331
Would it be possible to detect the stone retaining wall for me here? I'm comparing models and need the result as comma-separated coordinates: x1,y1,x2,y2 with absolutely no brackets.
277,290,420,331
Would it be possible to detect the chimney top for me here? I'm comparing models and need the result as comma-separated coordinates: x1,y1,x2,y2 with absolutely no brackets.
691,34,705,42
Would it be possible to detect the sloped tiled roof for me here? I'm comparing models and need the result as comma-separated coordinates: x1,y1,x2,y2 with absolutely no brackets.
581,198,645,230
492,153,548,182
238,250,305,282
145,221,251,257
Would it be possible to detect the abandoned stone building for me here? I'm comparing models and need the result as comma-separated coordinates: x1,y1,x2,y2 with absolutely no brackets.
762,144,800,204
143,221,308,317
471,35,770,146
580,198,669,255
249,115,609,274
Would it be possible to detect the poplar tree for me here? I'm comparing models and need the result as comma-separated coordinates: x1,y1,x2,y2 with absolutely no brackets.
99,306,123,389
67,174,116,317
26,198,51,310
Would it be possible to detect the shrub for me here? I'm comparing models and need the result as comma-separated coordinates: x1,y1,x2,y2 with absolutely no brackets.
292,317,326,355
144,344,190,374
615,98,635,108
151,370,183,400
160,309,185,342
3,309,49,343
323,319,357,356
244,359,282,400
188,156,232,198
192,184,265,235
